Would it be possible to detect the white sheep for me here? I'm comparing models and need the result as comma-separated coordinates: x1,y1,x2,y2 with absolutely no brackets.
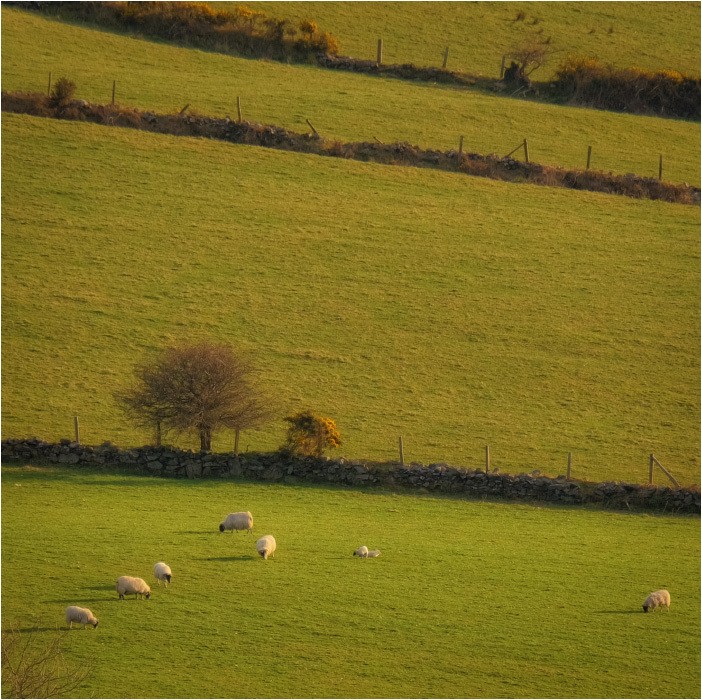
65,605,98,629
643,589,670,612
219,511,253,534
256,535,276,560
116,575,151,600
366,549,381,558
353,546,369,557
154,562,172,586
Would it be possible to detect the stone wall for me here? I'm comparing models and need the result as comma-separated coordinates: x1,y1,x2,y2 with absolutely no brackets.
2,438,699,515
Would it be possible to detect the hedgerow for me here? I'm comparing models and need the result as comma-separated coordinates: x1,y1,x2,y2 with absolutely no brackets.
2,89,698,205
19,1,340,62
551,56,700,119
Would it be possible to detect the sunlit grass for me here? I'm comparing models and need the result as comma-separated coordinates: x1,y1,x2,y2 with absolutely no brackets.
2,465,699,698
2,6,699,185
2,115,699,485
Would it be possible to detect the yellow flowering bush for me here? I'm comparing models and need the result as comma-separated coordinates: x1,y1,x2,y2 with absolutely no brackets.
283,411,342,457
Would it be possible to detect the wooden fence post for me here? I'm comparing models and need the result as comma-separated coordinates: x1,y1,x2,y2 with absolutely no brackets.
458,135,464,160
376,38,383,66
398,436,404,466
47,72,52,97
111,80,116,106
649,453,654,484
567,452,572,480
652,455,681,488
306,118,319,137
523,138,529,163
155,421,162,447
500,55,506,79
485,445,490,474
659,154,663,181
237,96,242,122
234,429,240,456
74,416,80,444
442,46,449,69
586,145,592,170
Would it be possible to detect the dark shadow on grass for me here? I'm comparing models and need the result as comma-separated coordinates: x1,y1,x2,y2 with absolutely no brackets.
196,555,256,562
43,597,117,605
595,610,642,615
10,626,63,634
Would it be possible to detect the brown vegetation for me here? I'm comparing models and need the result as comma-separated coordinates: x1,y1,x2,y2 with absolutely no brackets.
3,90,697,205
116,342,272,452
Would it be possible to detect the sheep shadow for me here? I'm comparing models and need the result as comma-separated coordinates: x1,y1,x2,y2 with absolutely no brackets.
595,610,642,615
9,626,61,634
176,530,217,535
196,555,256,562
43,597,118,605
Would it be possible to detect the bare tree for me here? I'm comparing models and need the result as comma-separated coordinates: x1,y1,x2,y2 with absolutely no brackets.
1,622,91,698
116,342,273,451
504,32,557,85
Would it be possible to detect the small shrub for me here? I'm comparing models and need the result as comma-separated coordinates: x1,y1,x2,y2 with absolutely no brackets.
283,410,341,457
49,77,76,108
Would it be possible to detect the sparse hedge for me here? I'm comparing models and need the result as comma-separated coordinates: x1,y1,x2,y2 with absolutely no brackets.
2,90,698,206
2,438,700,514
16,1,340,62
551,56,700,120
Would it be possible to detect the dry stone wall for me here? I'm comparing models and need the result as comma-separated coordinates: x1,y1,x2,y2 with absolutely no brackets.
2,438,698,514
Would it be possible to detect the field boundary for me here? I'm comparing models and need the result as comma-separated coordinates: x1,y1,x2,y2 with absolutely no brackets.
2,91,699,205
3,438,699,515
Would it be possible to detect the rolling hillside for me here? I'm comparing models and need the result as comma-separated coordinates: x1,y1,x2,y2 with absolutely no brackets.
2,6,699,185
3,113,699,484
240,1,701,79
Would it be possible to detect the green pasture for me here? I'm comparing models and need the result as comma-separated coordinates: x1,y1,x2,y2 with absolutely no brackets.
2,465,700,698
2,6,699,185
2,114,699,484
241,1,701,79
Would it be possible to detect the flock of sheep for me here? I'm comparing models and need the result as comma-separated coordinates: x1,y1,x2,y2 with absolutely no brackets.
64,510,383,630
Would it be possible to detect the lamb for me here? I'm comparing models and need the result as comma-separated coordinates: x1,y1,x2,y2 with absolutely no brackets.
353,546,369,557
116,575,151,600
643,589,670,612
256,535,276,560
219,511,254,534
154,562,172,586
65,606,98,629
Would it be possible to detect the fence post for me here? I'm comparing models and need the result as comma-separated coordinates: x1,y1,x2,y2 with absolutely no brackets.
237,96,242,122
74,416,80,444
649,453,654,484
500,55,506,79
306,118,319,137
111,80,116,106
523,138,529,163
234,428,240,456
376,38,383,66
458,135,464,160
47,71,52,97
567,452,572,480
485,445,490,474
586,145,592,170
155,421,162,447
659,154,663,181
398,436,404,466
442,46,449,69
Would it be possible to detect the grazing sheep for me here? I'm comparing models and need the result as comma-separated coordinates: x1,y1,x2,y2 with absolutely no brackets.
219,511,254,534
154,562,172,586
366,549,381,558
643,589,670,612
65,606,98,629
256,535,276,560
116,575,151,600
353,546,369,557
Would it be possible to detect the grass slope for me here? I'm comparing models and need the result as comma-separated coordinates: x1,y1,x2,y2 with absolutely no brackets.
2,114,699,485
240,1,702,79
2,6,699,185
2,465,700,698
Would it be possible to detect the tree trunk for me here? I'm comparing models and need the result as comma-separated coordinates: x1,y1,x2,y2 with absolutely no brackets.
200,427,211,452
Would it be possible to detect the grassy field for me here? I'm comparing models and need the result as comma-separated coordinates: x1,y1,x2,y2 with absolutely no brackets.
241,1,701,79
2,6,700,185
2,465,699,698
2,114,699,485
